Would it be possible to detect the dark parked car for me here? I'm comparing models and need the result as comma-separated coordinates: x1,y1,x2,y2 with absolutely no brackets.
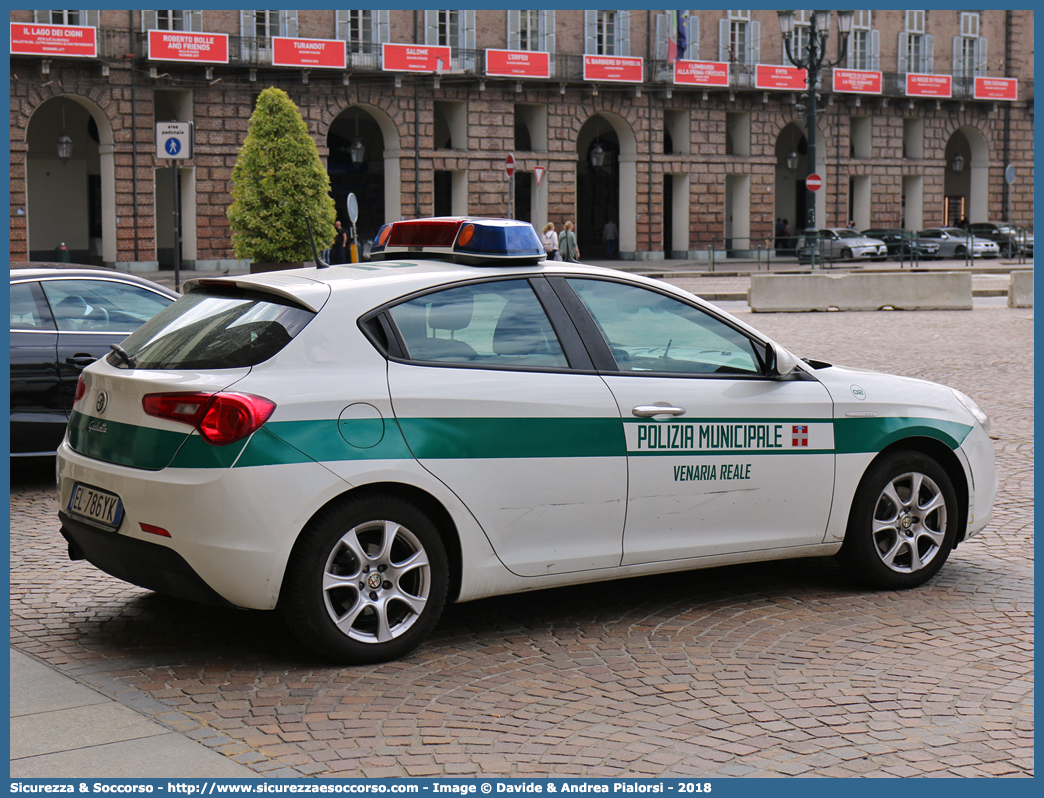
10,264,178,456
967,223,1034,257
861,229,940,260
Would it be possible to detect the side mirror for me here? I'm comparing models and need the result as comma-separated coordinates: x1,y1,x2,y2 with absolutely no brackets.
770,342,799,377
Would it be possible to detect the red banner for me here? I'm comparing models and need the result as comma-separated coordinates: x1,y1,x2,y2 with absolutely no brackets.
148,30,228,63
583,55,643,83
272,37,345,69
906,73,952,98
974,77,1017,101
10,23,96,57
674,60,729,87
755,64,807,91
486,49,550,79
832,69,882,95
383,43,451,73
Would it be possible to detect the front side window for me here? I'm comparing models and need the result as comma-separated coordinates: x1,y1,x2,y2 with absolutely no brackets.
388,280,567,369
567,279,764,376
39,279,174,333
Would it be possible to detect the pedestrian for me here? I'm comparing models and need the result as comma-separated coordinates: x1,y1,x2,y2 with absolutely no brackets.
541,222,559,261
602,217,619,258
781,218,792,253
330,220,347,264
558,220,580,262
847,219,856,229
774,217,784,254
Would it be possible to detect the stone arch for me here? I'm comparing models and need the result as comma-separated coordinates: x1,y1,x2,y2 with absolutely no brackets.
25,93,117,264
773,118,827,246
575,110,638,257
325,102,401,244
943,124,990,225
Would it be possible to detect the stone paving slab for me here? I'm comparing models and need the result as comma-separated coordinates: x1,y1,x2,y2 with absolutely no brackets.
10,304,1032,778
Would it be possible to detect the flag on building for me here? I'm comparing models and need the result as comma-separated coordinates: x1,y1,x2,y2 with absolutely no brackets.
667,11,687,65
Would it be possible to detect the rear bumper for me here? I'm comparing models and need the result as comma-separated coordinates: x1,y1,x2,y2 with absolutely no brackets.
59,512,236,607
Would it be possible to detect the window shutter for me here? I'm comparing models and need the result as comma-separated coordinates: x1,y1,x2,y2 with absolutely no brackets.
424,10,437,45
975,37,987,77
655,13,667,61
336,10,349,40
142,10,157,31
952,35,961,77
507,10,520,50
83,10,99,27
283,10,297,38
34,10,47,23
897,32,908,74
617,10,630,57
463,9,476,50
186,10,201,32
240,10,252,38
542,11,555,55
689,15,699,61
748,19,760,65
924,33,933,73
584,10,596,55
376,10,389,45
870,29,879,71
719,18,730,62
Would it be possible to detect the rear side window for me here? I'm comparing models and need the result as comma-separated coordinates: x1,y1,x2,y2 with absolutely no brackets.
387,279,568,369
110,289,315,370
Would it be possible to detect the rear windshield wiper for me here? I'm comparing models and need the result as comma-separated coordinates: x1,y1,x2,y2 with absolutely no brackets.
109,343,137,369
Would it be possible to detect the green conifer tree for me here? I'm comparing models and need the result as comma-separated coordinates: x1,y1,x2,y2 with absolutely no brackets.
227,87,336,263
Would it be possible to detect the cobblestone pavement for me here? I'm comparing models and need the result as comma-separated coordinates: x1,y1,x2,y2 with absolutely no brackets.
10,302,1032,778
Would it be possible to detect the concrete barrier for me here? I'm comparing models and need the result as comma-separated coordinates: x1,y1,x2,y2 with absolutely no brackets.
1008,270,1033,308
749,272,973,312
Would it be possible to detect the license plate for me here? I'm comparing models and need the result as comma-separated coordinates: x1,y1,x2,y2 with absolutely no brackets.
68,483,124,531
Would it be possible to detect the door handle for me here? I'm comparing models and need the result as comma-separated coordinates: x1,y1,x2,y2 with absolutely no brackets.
65,355,97,369
632,405,686,418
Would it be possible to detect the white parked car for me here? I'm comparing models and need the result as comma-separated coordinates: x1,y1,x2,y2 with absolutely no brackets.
918,228,1001,259
797,228,889,264
56,218,997,663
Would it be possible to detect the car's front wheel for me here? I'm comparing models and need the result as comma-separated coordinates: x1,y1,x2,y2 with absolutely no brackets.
281,494,449,664
837,451,958,590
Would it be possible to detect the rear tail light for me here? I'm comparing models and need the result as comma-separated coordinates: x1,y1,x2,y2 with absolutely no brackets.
73,375,86,406
142,392,276,446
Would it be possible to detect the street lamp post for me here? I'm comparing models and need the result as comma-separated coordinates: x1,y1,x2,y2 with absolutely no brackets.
778,10,853,265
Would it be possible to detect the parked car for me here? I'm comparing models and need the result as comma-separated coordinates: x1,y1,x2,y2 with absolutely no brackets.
10,264,178,456
967,222,1033,257
56,218,996,664
797,228,888,264
861,229,940,260
917,228,1000,259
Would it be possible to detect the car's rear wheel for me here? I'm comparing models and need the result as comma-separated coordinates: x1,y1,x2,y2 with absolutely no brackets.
281,494,449,664
837,451,958,590
955,245,967,257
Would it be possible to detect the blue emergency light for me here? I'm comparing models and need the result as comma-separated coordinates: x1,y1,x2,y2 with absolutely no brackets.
370,217,546,265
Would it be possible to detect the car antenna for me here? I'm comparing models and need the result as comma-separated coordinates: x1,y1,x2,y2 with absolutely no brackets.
305,215,330,269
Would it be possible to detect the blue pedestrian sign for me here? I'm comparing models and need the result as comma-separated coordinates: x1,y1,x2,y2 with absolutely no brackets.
155,122,193,160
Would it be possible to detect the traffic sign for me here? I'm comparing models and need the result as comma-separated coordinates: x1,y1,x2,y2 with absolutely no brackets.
505,153,515,178
534,166,545,186
155,122,193,160
806,173,823,192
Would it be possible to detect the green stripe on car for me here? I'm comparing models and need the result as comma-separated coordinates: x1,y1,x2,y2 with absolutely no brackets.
67,414,972,469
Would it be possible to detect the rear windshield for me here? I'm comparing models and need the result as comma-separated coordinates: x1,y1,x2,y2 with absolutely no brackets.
109,288,315,370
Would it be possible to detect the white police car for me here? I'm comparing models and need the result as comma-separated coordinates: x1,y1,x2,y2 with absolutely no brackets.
56,217,996,663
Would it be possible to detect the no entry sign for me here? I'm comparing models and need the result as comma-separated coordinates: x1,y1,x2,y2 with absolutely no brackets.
505,153,515,178
806,173,823,192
